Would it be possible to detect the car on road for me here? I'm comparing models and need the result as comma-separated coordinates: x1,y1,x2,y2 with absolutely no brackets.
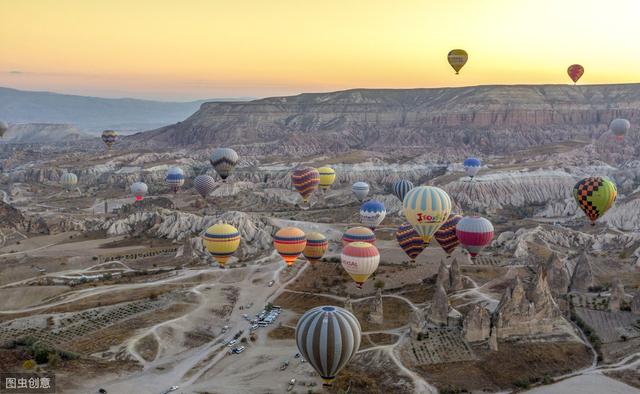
268,280,275,287
229,346,245,354
227,339,237,347
250,324,258,331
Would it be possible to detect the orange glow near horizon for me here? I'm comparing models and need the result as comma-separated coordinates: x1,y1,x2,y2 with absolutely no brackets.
1,0,640,100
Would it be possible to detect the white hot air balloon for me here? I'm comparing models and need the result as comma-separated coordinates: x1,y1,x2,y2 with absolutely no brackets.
610,118,630,142
60,172,78,191
131,182,148,201
352,181,369,202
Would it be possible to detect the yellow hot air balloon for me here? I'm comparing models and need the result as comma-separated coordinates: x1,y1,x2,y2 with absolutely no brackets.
303,232,328,264
317,166,336,191
341,242,380,288
274,227,307,266
447,49,468,74
202,224,241,268
402,186,452,245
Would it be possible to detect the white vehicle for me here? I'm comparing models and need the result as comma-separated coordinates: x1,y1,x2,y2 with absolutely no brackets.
235,346,245,353
250,324,258,331
268,280,275,287
242,313,249,319
227,339,237,347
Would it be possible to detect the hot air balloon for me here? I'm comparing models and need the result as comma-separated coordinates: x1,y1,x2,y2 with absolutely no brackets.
341,242,379,288
359,200,386,230
352,181,369,202
403,186,452,245
60,172,78,191
463,157,481,179
303,232,328,264
274,227,306,266
202,223,240,268
318,166,336,192
342,227,376,246
448,49,468,74
0,120,8,138
194,175,216,199
610,118,630,142
292,167,320,204
295,306,361,386
573,177,617,225
396,223,425,263
131,182,148,201
101,130,118,149
165,167,185,193
567,64,584,84
210,148,239,181
456,215,494,260
392,180,414,202
434,214,462,256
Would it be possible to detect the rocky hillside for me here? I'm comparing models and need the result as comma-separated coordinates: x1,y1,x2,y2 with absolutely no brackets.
129,84,640,156
3,123,90,144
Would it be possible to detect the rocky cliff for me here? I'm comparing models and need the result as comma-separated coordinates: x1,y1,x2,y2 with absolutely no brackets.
128,84,640,156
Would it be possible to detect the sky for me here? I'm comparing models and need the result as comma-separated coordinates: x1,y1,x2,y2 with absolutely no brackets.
1,0,640,101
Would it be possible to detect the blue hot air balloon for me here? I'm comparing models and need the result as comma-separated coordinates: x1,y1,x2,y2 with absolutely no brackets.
392,180,414,202
463,157,481,179
360,200,386,230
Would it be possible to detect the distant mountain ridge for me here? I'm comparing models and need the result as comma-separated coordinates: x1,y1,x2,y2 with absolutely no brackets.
128,83,640,156
0,87,250,134
2,123,90,144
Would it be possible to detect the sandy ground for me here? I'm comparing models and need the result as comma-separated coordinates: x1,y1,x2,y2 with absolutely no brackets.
525,374,639,394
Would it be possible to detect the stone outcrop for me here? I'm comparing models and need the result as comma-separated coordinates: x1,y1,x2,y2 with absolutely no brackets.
632,292,640,315
493,271,561,339
429,284,449,326
462,304,491,342
609,280,625,312
489,328,499,351
344,296,353,313
449,258,463,291
436,260,450,292
571,252,594,292
368,288,384,325
409,308,424,340
544,253,570,297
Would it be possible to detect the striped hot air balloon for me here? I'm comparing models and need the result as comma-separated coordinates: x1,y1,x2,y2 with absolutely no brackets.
456,216,494,260
303,232,328,264
448,49,468,74
402,186,452,245
573,177,617,225
194,175,216,199
392,180,414,202
463,157,481,179
295,306,361,386
292,167,320,204
202,223,241,268
359,200,386,230
210,148,239,181
567,64,584,84
351,182,369,202
165,166,185,193
341,242,379,288
395,223,425,263
434,214,462,256
317,166,336,191
342,227,376,247
130,182,148,201
101,130,118,149
274,227,306,266
60,172,78,191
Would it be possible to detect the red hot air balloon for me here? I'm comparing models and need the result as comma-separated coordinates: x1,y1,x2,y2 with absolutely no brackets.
567,64,584,84
455,215,494,261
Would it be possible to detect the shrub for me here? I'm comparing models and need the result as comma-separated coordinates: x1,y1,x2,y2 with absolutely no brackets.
513,379,530,389
32,341,53,364
374,279,385,289
47,352,61,368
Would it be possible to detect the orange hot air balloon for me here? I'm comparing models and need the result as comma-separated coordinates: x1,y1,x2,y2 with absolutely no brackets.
274,227,307,266
303,232,329,264
567,64,584,84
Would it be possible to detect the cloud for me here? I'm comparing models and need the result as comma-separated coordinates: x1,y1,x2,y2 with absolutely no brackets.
8,70,24,74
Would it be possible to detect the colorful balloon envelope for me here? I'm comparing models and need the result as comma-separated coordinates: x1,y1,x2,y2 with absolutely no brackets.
573,177,617,225
456,216,494,260
130,182,148,201
448,49,468,74
60,172,78,190
194,175,216,198
317,166,336,191
392,180,414,202
101,130,118,149
210,148,239,181
567,64,584,84
463,157,481,179
165,166,185,193
402,186,452,245
434,214,462,255
295,306,361,386
342,226,376,247
202,223,241,268
292,167,320,203
396,223,425,263
610,118,630,142
274,227,306,266
352,182,369,202
359,200,386,230
341,242,380,288
303,232,328,264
